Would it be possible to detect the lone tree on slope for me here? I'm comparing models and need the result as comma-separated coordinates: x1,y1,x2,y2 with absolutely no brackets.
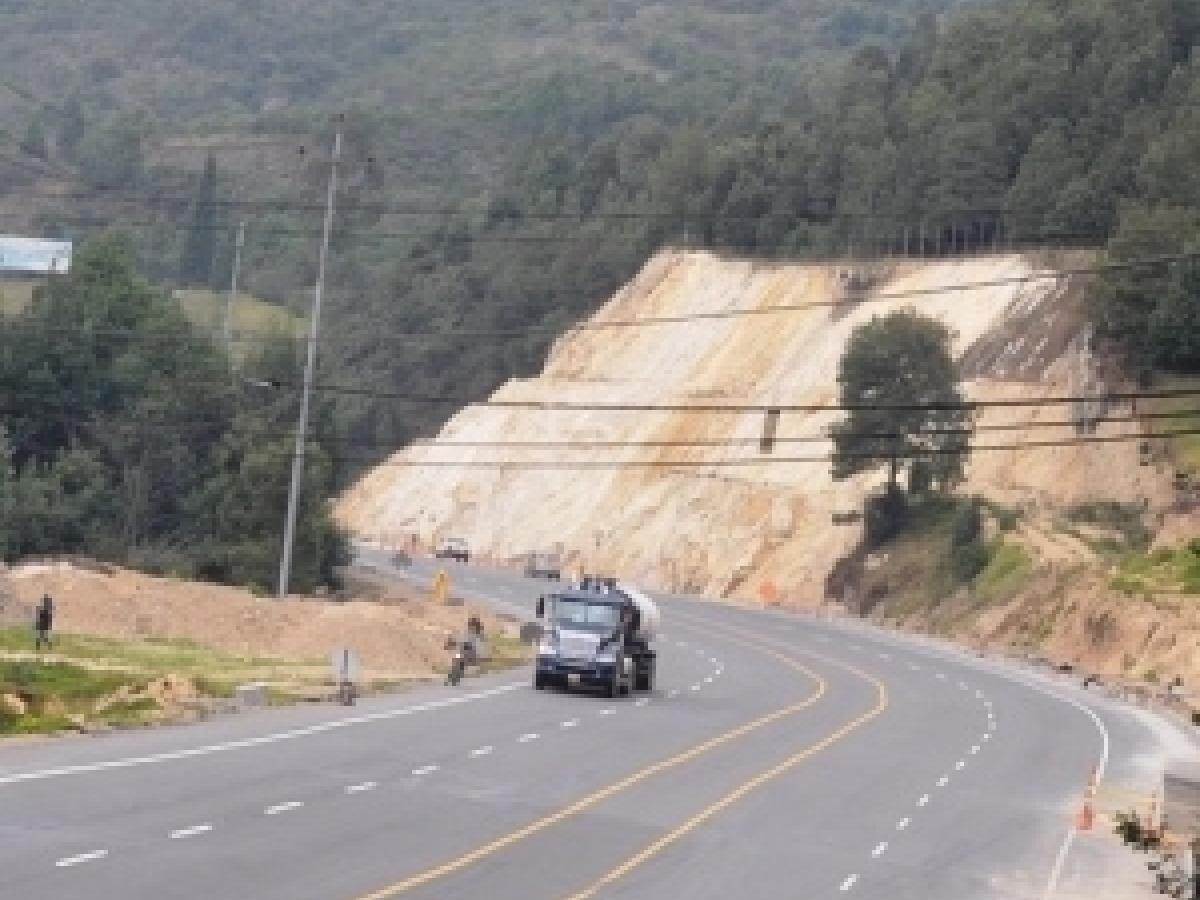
830,309,973,492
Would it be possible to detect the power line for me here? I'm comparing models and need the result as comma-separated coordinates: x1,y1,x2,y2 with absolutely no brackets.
7,402,1194,451
283,381,1200,413
324,428,1200,469
6,249,1196,348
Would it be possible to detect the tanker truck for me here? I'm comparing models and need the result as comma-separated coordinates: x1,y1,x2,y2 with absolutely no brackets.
533,576,658,697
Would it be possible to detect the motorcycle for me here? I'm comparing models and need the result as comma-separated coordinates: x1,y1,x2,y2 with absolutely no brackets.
445,639,478,686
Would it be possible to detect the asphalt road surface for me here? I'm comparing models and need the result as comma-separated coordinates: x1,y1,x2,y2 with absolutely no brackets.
0,549,1181,899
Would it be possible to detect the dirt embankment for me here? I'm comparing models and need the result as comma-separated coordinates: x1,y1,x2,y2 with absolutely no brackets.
0,561,512,678
337,249,1170,599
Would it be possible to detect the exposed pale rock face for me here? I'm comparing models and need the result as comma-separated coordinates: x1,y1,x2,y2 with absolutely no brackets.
337,251,1165,603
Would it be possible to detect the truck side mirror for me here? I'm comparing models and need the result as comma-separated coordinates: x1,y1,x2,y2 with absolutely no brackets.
535,596,545,618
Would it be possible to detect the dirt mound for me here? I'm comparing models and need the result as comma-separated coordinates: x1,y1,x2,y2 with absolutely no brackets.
0,561,508,678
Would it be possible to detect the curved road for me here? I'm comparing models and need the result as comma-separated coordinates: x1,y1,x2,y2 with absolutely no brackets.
0,553,1177,899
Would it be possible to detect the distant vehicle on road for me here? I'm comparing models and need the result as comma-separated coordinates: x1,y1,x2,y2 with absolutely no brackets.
435,537,469,563
524,551,562,580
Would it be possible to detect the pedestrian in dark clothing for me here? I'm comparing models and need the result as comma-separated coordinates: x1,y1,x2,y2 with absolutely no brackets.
34,594,53,651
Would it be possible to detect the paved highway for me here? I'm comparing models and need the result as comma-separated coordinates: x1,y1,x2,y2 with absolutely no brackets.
0,550,1180,899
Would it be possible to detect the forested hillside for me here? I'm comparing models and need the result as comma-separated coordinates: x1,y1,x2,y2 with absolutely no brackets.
2,0,1198,477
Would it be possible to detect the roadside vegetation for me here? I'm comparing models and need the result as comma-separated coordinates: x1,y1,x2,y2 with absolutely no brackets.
0,236,348,593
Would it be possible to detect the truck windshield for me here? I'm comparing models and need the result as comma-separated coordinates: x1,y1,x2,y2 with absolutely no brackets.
554,599,621,630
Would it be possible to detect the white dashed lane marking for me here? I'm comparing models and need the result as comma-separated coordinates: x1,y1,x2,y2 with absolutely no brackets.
839,874,859,891
169,824,213,839
470,746,494,757
917,794,930,807
599,708,616,716
265,801,303,816
937,776,949,788
969,745,980,755
55,850,108,868
896,817,911,831
634,697,649,707
667,689,680,698
871,841,888,858
411,765,439,777
346,781,377,793
703,676,713,684
956,760,966,771
690,684,701,692
517,733,539,744
560,720,579,729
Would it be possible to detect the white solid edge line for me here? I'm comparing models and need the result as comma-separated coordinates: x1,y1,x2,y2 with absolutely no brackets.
839,874,859,891
55,850,108,867
1040,692,1110,900
0,682,525,786
169,824,213,839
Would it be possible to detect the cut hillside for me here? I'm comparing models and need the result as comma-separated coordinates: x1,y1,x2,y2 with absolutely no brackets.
337,249,1176,602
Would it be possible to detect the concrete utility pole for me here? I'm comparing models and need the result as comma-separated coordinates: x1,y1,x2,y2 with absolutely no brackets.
277,127,342,599
222,220,246,349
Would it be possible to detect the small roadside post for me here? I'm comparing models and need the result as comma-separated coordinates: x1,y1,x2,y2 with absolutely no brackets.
330,647,361,706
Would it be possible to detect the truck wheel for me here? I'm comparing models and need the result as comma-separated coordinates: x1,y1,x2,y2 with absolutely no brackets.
534,673,546,690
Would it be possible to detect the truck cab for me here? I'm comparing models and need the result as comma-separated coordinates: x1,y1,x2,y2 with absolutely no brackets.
533,580,656,697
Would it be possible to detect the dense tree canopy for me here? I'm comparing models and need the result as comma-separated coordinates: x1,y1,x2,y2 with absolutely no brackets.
0,236,347,592
831,311,972,491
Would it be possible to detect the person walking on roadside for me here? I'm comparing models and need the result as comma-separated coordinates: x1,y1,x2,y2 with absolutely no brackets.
34,594,54,651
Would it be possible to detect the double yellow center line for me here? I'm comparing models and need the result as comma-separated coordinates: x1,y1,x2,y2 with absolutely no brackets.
352,613,886,900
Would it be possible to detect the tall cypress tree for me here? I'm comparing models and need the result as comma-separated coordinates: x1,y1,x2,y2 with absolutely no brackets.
178,152,218,286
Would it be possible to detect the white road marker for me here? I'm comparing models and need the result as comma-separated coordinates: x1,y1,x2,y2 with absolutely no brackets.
411,765,439,776
871,841,888,858
969,745,980,755
715,668,723,676
599,708,616,716
897,817,911,831
917,794,930,807
703,676,713,684
470,746,494,757
840,874,859,891
956,760,966,770
982,733,991,742
710,657,720,665
690,684,701,691
935,672,947,680
517,733,539,743
265,801,304,815
959,681,969,690
169,824,213,839
937,776,949,787
0,682,526,787
346,781,377,793
560,719,579,729
55,850,108,868
668,689,680,698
